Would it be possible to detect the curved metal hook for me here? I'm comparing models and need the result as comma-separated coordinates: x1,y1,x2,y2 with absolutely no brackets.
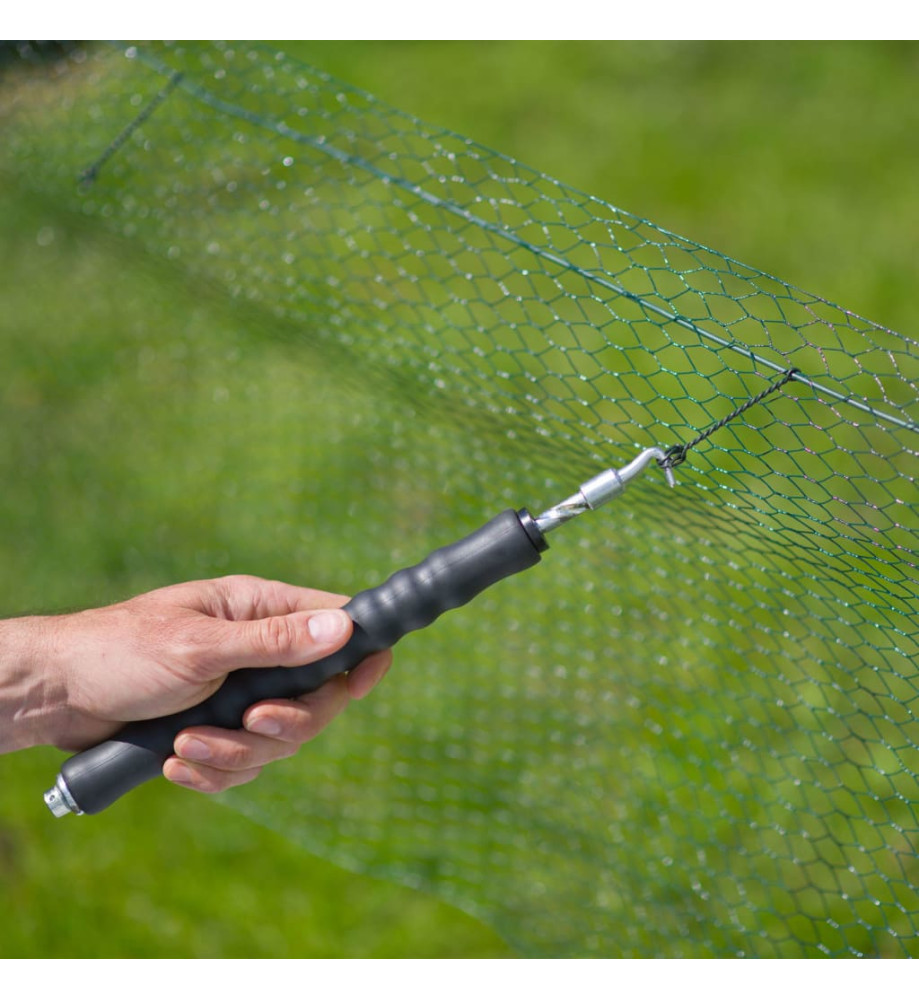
535,446,676,535
619,447,677,489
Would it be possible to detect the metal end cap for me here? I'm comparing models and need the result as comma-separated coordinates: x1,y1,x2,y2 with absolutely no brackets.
44,776,81,817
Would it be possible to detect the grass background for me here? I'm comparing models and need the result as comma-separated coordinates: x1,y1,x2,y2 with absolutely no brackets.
0,41,916,957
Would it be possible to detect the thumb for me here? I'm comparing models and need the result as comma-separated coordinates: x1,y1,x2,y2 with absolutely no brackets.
203,608,353,674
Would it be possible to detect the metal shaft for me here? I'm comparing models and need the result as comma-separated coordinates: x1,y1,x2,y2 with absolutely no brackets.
535,447,675,535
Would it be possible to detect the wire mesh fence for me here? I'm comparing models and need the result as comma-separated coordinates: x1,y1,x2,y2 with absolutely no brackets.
2,41,917,956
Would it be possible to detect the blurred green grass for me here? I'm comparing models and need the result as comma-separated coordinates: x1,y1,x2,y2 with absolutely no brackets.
1,42,916,957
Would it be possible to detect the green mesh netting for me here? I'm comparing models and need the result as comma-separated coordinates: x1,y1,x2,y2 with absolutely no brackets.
3,41,918,957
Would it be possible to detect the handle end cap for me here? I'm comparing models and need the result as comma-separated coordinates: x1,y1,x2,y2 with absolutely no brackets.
44,775,82,817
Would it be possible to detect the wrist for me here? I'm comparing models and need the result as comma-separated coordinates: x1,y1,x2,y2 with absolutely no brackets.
0,615,68,752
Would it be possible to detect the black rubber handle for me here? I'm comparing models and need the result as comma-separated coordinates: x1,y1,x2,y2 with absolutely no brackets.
57,508,547,814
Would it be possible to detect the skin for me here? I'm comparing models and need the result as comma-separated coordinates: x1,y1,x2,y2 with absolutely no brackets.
0,575,392,794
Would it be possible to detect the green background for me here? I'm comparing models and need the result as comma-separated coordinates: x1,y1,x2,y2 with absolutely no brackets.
0,41,915,957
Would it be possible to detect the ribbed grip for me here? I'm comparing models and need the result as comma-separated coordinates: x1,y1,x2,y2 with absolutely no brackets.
56,509,547,814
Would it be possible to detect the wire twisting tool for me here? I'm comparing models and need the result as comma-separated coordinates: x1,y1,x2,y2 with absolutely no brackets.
44,448,674,817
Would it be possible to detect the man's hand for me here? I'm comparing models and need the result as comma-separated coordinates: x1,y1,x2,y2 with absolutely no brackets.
1,576,391,793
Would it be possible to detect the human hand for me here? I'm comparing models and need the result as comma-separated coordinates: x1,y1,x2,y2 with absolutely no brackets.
1,576,391,793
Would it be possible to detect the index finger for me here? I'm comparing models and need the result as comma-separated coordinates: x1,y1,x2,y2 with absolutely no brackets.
171,575,350,621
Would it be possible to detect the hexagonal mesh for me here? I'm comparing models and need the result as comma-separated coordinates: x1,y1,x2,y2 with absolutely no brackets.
3,42,918,956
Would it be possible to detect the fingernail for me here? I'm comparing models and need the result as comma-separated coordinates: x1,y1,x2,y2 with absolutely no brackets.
177,737,211,762
167,761,194,785
308,609,349,644
247,715,281,736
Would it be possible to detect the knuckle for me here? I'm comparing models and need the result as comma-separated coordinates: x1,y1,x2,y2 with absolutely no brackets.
258,615,297,661
200,764,252,794
284,708,317,742
219,740,253,771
